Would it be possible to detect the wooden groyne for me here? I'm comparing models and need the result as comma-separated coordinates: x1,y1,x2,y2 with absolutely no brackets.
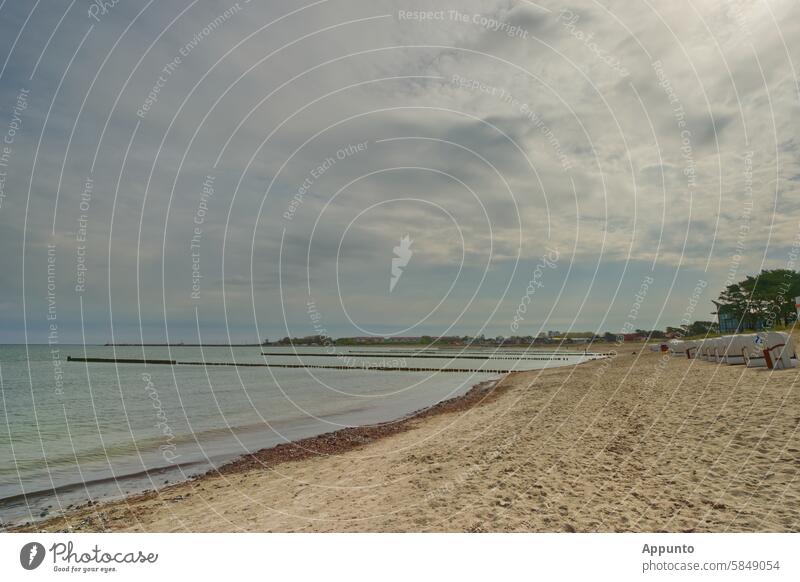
351,352,615,358
180,361,268,367
257,363,512,373
65,356,512,373
67,356,177,365
261,352,570,361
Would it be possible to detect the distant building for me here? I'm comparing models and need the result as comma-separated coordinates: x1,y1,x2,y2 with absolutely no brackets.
712,301,767,334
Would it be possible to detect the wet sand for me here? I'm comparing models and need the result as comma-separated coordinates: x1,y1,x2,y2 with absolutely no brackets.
14,347,800,532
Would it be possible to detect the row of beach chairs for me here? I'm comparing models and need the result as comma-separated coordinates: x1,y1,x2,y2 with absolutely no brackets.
668,332,798,370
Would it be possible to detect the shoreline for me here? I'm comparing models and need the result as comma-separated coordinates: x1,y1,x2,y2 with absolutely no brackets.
210,377,506,476
11,348,799,533
7,374,511,532
3,350,601,529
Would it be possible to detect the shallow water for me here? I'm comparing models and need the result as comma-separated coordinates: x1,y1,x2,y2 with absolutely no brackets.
0,344,594,525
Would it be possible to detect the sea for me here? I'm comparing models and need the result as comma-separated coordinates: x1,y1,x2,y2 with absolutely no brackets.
0,344,598,526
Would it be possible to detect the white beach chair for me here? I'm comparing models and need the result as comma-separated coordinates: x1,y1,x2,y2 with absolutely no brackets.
697,339,707,361
688,339,700,359
698,339,715,361
717,335,748,365
712,336,728,363
668,339,684,356
673,339,699,359
761,332,798,369
710,338,723,362
743,334,768,367
703,338,717,362
695,339,706,360
710,336,726,363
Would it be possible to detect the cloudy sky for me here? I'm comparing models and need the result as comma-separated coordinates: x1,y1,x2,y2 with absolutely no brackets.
0,0,798,343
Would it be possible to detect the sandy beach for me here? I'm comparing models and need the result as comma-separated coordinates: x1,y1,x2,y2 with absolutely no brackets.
16,346,800,533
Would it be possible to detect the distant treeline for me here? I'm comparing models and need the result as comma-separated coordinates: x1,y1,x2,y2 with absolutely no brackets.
110,270,800,348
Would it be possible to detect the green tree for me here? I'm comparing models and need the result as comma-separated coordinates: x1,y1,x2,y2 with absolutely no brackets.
717,269,800,329
753,269,800,326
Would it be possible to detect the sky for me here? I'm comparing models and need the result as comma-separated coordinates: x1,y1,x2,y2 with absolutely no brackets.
0,0,798,344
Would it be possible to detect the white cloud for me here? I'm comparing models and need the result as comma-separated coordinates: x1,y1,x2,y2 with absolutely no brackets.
1,0,798,340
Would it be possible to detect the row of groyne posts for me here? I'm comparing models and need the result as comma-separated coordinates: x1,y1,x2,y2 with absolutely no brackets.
65,352,612,374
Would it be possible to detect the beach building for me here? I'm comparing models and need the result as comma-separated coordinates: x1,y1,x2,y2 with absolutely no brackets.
712,301,768,334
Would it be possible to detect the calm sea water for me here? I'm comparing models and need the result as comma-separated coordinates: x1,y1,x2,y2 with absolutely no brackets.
0,345,594,526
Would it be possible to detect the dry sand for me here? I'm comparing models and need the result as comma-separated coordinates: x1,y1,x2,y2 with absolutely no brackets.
18,347,800,532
